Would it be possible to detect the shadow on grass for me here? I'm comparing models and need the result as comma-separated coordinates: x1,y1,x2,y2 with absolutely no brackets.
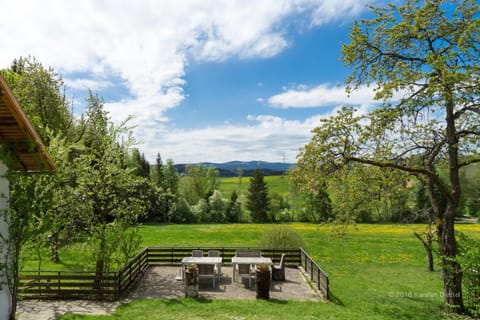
193,297,213,304
265,299,288,305
57,260,88,272
328,291,345,307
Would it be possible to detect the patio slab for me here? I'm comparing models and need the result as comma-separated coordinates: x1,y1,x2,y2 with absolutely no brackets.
128,265,323,301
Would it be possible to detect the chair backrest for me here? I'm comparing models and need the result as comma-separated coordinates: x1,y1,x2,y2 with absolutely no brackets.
279,253,286,268
192,250,203,257
198,264,215,275
236,249,261,257
208,250,220,257
238,264,251,275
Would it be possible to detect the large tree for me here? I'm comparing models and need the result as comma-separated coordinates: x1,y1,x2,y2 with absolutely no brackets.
180,164,220,205
2,58,77,319
325,164,413,223
296,0,479,312
1,57,74,142
246,169,270,222
77,93,147,276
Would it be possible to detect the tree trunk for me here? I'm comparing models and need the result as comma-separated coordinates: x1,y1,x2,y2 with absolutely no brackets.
440,83,464,313
426,241,434,272
414,232,434,271
94,228,106,292
94,259,104,292
8,246,19,320
48,232,60,263
438,206,464,313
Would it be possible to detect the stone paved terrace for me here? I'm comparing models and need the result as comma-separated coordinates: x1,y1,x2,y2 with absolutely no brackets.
17,265,323,320
128,265,323,301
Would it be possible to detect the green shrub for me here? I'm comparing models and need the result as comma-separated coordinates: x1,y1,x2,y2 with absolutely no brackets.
457,233,480,317
260,225,304,248
169,198,196,223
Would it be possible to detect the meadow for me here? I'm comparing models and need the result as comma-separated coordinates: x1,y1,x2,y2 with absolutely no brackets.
218,175,290,197
53,223,480,320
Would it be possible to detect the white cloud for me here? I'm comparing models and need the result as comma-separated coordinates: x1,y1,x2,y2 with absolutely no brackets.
141,105,370,164
141,115,317,164
63,78,115,91
267,83,379,108
308,1,368,26
0,0,372,162
0,0,369,112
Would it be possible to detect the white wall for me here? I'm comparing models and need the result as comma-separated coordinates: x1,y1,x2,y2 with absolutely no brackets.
0,161,11,320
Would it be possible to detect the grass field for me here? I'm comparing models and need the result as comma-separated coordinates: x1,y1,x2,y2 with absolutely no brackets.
55,223,480,320
219,175,290,197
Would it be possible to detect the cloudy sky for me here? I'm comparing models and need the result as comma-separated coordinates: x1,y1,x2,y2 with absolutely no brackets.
0,0,382,164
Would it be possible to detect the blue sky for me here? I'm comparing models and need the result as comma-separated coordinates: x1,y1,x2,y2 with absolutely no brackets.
0,0,382,163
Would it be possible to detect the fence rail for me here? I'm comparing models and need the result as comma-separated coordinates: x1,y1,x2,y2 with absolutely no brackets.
118,247,149,295
146,246,300,266
19,246,328,301
19,271,119,300
299,247,329,300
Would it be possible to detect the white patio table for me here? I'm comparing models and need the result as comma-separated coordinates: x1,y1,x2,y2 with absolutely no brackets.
180,256,223,280
231,256,272,282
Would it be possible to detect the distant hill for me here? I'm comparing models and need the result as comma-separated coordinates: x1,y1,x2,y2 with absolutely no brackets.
174,161,295,177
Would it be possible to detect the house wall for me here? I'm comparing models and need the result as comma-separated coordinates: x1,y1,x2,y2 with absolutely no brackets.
0,161,11,320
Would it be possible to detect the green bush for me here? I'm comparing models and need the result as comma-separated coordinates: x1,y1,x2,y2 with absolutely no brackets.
457,233,480,317
260,225,304,248
169,198,196,223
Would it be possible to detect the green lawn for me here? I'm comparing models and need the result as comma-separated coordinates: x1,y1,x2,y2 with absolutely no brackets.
54,223,480,320
219,175,290,197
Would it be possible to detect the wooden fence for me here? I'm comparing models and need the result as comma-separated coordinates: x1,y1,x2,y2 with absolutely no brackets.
19,246,328,300
146,246,300,266
117,247,149,296
299,247,329,300
19,271,119,300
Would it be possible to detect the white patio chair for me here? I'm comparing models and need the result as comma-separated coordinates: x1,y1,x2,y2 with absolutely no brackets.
238,263,255,288
208,250,222,279
235,249,261,257
272,253,286,281
208,250,220,257
198,263,216,288
192,250,203,257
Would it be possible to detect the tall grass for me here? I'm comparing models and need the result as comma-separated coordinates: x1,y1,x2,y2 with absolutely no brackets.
219,175,290,197
53,223,480,319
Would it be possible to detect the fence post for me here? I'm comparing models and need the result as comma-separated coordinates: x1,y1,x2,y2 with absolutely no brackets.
129,261,132,286
310,259,313,281
145,248,149,267
302,249,306,269
326,277,330,300
57,271,60,294
116,272,121,299
146,247,149,267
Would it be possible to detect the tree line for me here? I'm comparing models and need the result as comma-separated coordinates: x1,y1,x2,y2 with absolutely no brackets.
0,57,297,280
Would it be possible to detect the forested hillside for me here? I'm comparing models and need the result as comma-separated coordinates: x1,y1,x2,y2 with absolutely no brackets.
174,161,294,177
